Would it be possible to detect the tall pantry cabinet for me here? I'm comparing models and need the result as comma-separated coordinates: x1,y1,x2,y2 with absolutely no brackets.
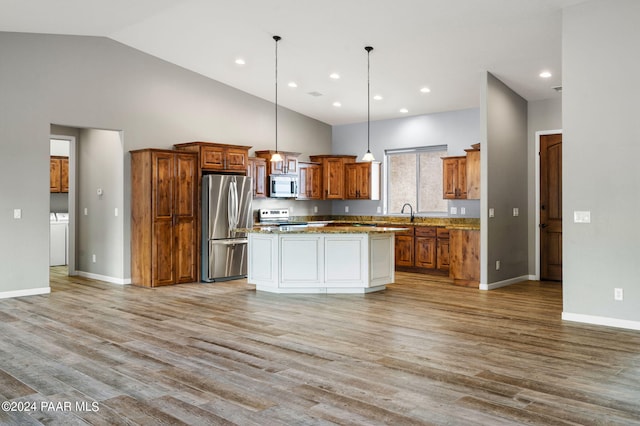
130,149,198,287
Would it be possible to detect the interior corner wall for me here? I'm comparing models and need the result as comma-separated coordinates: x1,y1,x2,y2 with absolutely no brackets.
0,32,331,295
562,0,640,326
481,72,529,287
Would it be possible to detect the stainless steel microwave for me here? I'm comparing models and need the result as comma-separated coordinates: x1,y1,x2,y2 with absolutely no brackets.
269,175,298,198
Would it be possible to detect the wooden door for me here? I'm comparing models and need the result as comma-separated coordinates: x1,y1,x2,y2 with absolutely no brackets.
540,134,562,281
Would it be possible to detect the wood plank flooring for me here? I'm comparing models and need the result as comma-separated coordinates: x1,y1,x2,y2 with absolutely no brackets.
0,267,639,425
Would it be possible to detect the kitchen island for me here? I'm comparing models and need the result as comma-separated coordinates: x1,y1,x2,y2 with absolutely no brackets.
247,226,408,294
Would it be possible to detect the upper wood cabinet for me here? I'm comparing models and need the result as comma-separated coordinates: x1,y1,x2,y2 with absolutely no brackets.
50,156,69,193
345,162,381,200
254,150,300,175
297,162,322,200
309,155,357,200
247,157,267,199
442,156,467,199
130,149,198,287
174,141,250,173
442,143,480,200
465,146,480,200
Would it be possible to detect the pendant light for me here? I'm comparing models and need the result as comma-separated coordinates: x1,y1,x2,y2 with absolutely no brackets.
271,35,283,163
362,46,375,162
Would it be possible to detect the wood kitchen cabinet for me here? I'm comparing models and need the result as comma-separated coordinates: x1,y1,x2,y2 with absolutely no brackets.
50,156,69,193
309,155,357,199
465,145,480,199
436,227,450,272
414,227,437,269
247,157,267,199
442,156,467,199
174,141,250,173
394,227,414,267
395,226,449,274
297,161,322,200
345,162,381,200
449,228,480,287
254,150,300,175
130,149,198,287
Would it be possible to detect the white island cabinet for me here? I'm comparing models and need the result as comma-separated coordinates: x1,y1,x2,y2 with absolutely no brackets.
248,226,406,294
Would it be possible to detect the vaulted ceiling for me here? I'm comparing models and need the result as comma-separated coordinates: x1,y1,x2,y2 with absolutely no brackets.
0,0,585,125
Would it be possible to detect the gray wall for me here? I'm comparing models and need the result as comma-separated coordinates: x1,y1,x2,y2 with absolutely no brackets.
481,72,529,286
563,0,640,323
0,32,331,292
331,108,481,217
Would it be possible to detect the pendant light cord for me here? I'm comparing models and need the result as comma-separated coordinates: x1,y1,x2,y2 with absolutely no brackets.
274,35,280,154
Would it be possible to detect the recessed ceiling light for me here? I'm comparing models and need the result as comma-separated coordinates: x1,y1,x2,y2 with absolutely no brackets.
373,95,383,101
420,87,431,93
288,82,298,88
400,108,409,114
235,58,245,65
539,71,552,78
333,101,342,107
329,73,340,80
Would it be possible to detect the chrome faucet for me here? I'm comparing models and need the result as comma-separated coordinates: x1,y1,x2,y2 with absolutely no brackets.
401,203,414,222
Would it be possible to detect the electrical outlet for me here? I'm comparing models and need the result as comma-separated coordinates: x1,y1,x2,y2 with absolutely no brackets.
92,254,97,263
313,205,318,213
496,260,501,270
84,207,88,216
460,207,466,215
345,206,349,213
614,288,623,301
513,208,519,217
114,207,119,217
450,207,457,215
377,206,381,214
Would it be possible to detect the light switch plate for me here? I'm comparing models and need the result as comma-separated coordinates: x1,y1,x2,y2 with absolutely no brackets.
450,207,457,215
574,211,591,223
489,208,495,218
513,208,519,217
13,209,21,219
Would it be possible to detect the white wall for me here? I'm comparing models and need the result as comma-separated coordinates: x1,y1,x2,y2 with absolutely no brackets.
0,32,331,294
562,0,640,327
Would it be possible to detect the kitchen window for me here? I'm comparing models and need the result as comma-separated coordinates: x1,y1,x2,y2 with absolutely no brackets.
386,146,447,214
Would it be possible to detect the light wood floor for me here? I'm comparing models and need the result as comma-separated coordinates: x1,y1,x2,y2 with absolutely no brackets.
1,268,639,425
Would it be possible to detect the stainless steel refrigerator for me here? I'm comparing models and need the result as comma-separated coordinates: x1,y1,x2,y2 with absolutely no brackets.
202,174,253,282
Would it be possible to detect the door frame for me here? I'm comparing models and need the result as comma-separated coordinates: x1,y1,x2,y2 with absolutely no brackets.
51,134,77,276
534,129,562,280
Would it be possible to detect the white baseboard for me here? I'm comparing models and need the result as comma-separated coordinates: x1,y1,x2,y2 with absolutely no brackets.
77,271,131,285
479,274,530,290
562,312,640,331
0,286,51,300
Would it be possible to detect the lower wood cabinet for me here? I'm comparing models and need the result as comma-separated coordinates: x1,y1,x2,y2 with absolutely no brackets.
449,229,480,287
130,149,198,287
394,226,449,274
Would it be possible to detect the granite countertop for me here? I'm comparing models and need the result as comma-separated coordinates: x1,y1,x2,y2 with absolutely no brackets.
298,215,480,230
246,225,410,234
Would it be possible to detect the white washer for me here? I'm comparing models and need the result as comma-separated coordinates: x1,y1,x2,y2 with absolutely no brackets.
50,213,68,266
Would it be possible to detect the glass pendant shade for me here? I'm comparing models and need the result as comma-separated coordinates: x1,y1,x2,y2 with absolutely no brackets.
362,150,375,162
270,151,283,162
